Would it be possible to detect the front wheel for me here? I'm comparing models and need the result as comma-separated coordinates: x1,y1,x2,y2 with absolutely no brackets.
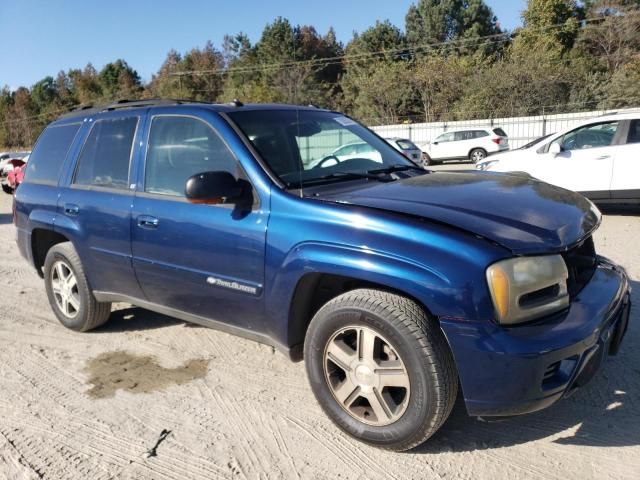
304,289,458,451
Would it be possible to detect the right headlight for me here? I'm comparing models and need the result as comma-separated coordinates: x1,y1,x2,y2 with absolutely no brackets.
486,255,569,325
477,160,497,171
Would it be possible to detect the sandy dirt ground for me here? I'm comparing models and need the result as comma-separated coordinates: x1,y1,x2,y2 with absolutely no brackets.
0,185,638,480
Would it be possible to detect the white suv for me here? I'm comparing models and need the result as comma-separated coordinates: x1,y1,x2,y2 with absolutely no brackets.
476,113,640,203
421,127,508,165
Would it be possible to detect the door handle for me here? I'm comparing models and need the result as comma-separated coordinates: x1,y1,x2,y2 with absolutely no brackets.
595,155,611,160
64,203,79,216
137,215,159,229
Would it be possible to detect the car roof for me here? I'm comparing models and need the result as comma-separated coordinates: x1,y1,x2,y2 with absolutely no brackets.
53,99,333,125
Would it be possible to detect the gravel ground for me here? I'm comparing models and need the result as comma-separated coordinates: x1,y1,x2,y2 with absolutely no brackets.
0,184,638,480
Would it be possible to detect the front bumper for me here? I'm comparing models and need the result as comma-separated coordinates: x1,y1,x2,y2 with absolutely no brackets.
441,258,631,417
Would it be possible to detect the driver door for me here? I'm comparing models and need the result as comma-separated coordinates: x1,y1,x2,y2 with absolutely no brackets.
430,132,454,160
528,121,619,198
131,112,268,331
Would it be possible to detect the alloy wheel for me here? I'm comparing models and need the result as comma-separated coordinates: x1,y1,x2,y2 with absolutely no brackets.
323,325,411,426
50,260,81,318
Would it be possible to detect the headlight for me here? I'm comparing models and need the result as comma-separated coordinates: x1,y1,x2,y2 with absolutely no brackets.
477,160,497,171
486,255,569,325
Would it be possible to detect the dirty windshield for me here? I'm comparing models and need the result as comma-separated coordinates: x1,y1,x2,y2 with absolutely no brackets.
228,109,415,187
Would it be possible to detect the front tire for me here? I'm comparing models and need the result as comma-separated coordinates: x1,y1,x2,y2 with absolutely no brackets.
43,242,111,332
304,289,457,451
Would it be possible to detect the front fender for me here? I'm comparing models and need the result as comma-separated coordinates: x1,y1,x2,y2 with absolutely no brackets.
265,240,489,347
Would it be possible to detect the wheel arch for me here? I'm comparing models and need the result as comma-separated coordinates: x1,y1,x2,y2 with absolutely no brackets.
31,228,70,277
468,147,487,159
269,242,454,361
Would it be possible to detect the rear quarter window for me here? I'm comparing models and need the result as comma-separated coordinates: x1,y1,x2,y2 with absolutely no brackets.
23,123,81,184
396,139,418,150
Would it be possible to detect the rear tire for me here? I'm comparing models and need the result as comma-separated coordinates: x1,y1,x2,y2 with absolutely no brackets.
304,289,457,451
43,242,111,332
469,148,487,163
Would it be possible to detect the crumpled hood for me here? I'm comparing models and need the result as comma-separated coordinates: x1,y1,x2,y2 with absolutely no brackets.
319,171,600,254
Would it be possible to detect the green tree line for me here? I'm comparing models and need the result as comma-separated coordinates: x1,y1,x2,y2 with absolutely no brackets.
1,0,639,148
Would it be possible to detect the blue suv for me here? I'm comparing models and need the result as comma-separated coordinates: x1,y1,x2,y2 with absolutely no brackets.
14,100,631,451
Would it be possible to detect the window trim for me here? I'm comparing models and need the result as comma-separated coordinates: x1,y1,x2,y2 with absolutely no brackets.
141,113,257,208
23,122,83,186
71,115,140,192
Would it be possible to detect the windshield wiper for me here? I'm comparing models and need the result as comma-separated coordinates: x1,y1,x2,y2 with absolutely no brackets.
367,164,426,175
290,171,392,188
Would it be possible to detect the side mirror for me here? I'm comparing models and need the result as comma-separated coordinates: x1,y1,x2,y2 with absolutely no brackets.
185,171,243,205
549,143,562,155
432,141,438,145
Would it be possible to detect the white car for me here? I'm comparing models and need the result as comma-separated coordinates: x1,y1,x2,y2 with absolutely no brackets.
421,127,509,165
384,137,423,163
476,113,640,203
309,142,382,168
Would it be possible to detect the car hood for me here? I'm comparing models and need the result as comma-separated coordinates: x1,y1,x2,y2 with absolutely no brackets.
318,171,600,255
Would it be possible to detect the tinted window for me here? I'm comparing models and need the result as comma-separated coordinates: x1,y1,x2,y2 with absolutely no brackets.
551,121,619,152
493,128,507,137
74,117,137,189
145,116,238,196
396,139,418,150
24,123,80,184
627,120,640,144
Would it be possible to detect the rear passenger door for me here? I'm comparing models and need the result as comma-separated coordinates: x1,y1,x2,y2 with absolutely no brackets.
56,112,145,299
131,112,268,332
610,119,640,200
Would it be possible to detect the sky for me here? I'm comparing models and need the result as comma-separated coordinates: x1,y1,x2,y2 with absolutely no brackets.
0,0,525,89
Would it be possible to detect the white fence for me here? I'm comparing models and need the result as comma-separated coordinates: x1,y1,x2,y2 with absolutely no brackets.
370,107,638,149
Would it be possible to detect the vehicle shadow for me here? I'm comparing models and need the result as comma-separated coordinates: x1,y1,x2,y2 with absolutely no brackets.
416,279,640,453
94,306,186,333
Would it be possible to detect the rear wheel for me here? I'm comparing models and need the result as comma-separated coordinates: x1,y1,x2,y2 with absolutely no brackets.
44,242,111,332
469,148,487,163
304,289,457,451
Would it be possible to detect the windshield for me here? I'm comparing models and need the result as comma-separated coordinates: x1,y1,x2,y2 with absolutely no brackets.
520,133,553,150
228,109,415,187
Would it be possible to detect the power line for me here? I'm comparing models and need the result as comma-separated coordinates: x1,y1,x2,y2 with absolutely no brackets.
168,10,640,77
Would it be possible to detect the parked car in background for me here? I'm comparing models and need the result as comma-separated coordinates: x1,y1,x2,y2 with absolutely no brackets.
308,141,382,168
384,137,422,164
421,127,509,165
0,151,30,176
1,155,28,194
14,100,630,451
476,113,640,203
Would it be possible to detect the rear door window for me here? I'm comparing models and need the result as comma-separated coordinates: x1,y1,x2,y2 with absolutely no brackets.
627,120,640,144
74,117,138,189
24,123,81,184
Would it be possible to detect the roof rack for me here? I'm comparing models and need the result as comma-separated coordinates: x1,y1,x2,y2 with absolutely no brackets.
58,98,214,119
